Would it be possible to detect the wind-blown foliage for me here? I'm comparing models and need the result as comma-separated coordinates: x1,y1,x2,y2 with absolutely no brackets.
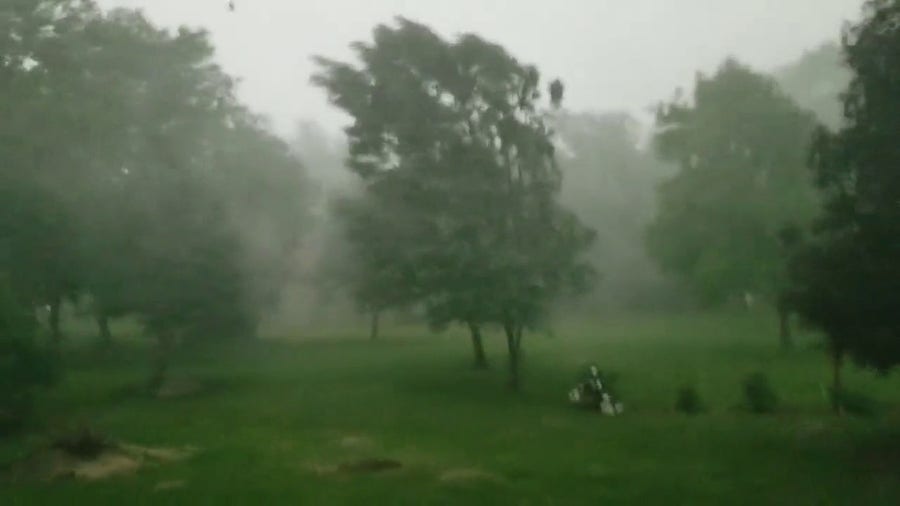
313,18,595,386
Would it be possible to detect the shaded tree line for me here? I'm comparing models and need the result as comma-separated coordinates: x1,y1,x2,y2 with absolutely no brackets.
0,0,313,414
645,0,900,406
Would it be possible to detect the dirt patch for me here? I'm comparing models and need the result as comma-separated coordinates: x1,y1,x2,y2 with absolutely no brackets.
154,479,187,491
337,458,402,474
309,457,403,476
155,378,207,399
6,436,197,483
439,467,503,484
120,443,197,462
338,434,375,450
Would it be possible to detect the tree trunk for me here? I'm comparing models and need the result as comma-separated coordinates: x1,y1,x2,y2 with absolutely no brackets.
148,331,175,391
369,310,380,341
96,310,112,348
504,322,523,391
49,295,62,345
777,304,793,350
467,322,488,369
831,348,844,415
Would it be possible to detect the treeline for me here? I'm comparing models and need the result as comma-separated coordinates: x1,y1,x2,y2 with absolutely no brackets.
2,0,897,424
1,0,313,421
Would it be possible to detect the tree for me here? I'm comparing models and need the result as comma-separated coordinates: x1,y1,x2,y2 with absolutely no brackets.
646,59,820,347
787,0,900,410
313,18,594,385
1,2,313,385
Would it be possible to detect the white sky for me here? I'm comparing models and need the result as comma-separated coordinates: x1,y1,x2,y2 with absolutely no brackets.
96,0,863,137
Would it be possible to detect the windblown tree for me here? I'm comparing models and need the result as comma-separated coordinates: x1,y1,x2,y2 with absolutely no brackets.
313,18,594,385
646,60,820,348
787,0,900,409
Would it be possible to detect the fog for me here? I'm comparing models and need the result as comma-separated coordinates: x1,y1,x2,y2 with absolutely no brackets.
97,0,862,135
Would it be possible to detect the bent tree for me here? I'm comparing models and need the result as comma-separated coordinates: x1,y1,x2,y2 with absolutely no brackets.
313,18,595,388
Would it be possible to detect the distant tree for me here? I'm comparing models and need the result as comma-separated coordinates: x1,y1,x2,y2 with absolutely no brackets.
553,111,675,313
647,59,819,348
776,42,851,130
787,0,900,410
313,18,594,384
333,191,421,341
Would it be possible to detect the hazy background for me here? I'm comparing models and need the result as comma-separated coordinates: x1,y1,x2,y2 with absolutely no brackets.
96,0,863,136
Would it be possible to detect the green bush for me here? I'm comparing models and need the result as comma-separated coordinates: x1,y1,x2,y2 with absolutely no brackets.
742,373,778,414
675,385,705,414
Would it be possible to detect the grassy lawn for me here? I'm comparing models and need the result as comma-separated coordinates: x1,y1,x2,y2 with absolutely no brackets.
2,312,899,504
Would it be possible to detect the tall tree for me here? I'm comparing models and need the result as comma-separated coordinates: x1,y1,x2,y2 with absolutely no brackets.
787,0,900,409
647,59,819,347
313,18,594,385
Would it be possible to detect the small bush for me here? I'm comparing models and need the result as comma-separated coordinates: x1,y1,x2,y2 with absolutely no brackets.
742,373,778,413
675,385,705,414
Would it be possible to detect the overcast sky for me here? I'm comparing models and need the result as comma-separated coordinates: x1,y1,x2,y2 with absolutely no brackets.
96,0,863,137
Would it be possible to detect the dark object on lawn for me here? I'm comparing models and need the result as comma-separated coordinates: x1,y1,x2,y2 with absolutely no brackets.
568,365,623,415
830,387,878,417
337,458,402,474
742,373,778,413
675,385,705,414
52,428,112,459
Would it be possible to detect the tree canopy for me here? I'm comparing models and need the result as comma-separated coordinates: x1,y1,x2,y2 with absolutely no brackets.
646,60,820,309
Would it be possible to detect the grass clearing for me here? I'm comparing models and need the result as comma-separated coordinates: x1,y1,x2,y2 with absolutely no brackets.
2,312,899,504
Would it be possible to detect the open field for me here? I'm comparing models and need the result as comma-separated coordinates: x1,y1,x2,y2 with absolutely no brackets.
2,312,899,504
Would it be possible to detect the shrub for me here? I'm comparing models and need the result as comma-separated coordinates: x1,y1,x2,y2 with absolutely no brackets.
830,388,878,417
675,385,705,414
742,373,778,413
0,278,56,433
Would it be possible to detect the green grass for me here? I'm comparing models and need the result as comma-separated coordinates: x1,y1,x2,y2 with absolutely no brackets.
2,312,899,504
